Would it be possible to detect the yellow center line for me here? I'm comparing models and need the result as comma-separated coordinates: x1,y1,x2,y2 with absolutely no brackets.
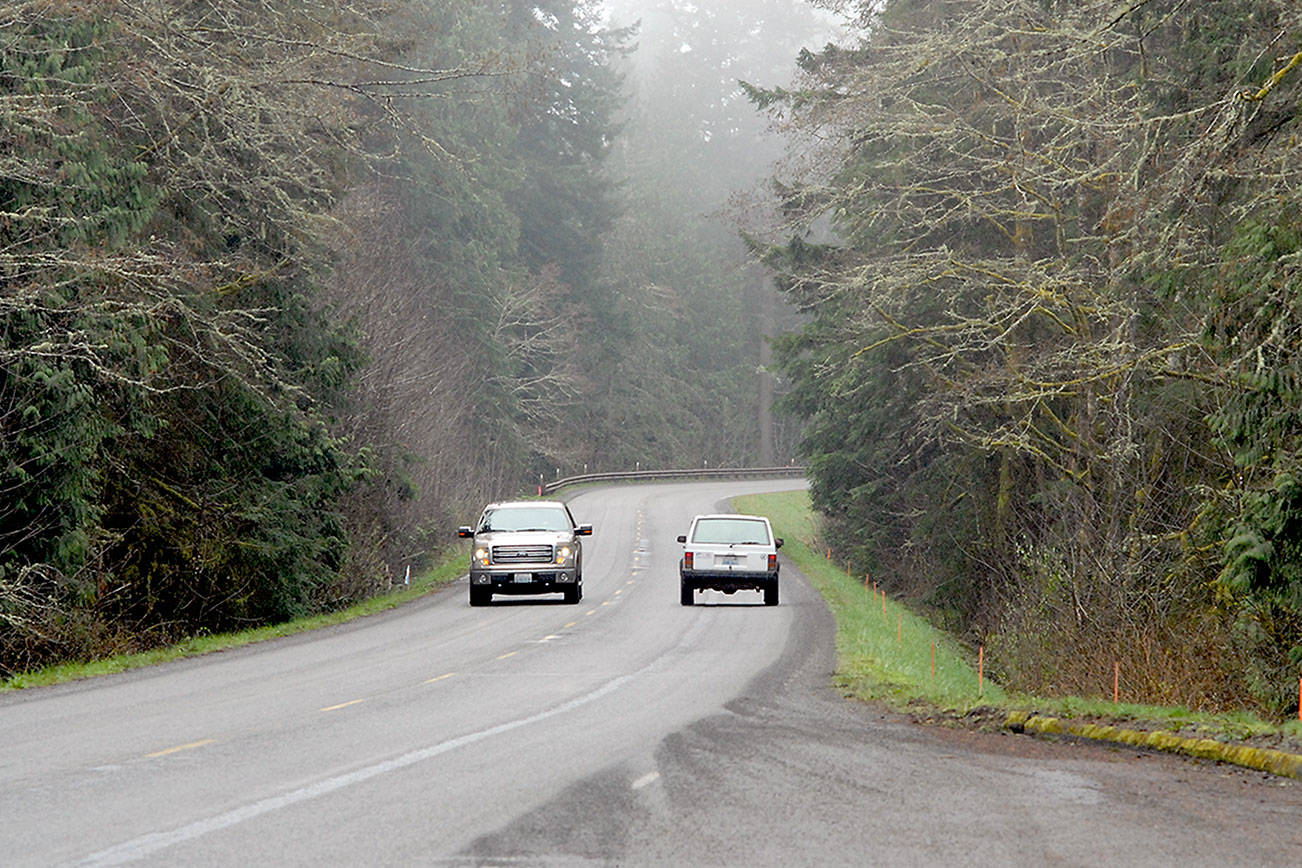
146,739,215,758
614,589,623,596
601,600,612,607
320,699,365,712
626,580,635,585
564,621,577,629
497,650,518,660
424,672,455,684
585,609,597,616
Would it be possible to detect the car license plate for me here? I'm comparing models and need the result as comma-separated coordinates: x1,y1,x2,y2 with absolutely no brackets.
718,555,741,566
513,573,533,583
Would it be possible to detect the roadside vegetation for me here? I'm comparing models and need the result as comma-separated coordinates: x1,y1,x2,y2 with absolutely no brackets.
0,550,467,693
735,490,1302,754
748,0,1302,719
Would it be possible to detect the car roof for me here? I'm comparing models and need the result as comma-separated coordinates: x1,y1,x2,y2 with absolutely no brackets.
483,501,567,510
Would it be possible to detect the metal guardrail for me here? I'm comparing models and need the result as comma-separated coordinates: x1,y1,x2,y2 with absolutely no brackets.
539,466,806,496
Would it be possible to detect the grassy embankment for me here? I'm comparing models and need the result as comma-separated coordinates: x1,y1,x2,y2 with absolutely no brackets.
732,489,1302,756
0,553,467,692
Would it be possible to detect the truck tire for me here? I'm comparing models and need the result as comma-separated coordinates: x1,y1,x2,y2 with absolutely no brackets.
764,581,779,606
563,583,581,604
680,578,693,606
469,585,490,607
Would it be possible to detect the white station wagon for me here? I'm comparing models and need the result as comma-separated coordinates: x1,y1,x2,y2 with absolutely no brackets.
677,513,782,606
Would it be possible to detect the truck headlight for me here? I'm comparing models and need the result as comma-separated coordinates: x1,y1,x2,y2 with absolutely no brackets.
555,545,573,565
474,547,490,567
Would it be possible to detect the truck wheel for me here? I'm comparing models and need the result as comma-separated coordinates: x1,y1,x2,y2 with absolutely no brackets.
680,579,693,606
563,583,580,604
764,582,779,606
469,586,490,607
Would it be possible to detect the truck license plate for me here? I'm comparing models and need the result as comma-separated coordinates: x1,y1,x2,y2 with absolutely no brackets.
718,555,740,566
513,573,533,583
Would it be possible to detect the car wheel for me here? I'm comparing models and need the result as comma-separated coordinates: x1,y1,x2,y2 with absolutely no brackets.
764,581,779,606
680,578,693,606
469,586,491,607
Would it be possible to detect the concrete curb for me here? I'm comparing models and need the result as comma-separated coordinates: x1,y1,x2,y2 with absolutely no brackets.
1005,710,1302,779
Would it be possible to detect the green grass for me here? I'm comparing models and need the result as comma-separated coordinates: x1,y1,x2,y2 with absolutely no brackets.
734,489,1302,746
0,550,468,692
735,489,1005,713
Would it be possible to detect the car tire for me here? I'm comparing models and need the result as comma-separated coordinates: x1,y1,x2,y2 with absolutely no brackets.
469,586,491,607
680,578,693,606
764,581,779,606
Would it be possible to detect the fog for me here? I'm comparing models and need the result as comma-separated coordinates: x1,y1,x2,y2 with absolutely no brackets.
599,0,846,206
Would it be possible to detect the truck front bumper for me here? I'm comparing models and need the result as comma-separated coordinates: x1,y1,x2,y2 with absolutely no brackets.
471,568,578,594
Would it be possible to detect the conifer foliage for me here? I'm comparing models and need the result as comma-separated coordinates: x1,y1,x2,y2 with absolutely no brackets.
752,0,1302,712
0,1,627,675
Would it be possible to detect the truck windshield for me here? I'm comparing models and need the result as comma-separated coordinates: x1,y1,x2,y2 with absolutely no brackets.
480,507,571,533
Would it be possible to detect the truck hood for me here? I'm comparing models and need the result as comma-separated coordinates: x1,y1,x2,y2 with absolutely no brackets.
475,530,574,546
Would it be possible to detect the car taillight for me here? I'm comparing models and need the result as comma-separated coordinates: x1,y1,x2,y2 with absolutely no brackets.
767,554,778,570
684,551,694,569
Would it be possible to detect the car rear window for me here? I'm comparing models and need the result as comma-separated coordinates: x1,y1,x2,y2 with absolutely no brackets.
480,507,571,532
690,518,771,545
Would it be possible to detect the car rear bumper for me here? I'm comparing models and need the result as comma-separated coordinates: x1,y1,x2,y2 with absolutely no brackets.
681,570,778,593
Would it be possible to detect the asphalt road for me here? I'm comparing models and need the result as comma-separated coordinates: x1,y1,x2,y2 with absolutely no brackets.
1,479,1299,866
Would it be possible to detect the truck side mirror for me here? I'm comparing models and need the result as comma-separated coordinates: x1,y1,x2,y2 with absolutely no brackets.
575,524,593,536
458,526,474,538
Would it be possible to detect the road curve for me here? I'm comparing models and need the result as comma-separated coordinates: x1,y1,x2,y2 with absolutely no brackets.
1,479,1298,866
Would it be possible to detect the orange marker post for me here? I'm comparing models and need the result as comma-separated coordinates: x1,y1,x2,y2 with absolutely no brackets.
930,642,936,679
978,645,984,697
897,612,902,644
881,589,887,617
1113,661,1120,704
1298,677,1301,723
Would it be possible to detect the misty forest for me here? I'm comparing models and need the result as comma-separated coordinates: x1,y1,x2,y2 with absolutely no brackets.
2,0,1302,718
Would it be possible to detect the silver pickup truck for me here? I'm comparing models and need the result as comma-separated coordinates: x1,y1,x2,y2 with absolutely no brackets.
458,500,592,606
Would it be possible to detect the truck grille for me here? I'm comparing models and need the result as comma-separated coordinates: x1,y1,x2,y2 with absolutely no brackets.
492,544,553,564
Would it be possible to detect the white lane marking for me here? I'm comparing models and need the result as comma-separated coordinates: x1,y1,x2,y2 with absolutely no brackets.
79,672,635,866
631,771,660,790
